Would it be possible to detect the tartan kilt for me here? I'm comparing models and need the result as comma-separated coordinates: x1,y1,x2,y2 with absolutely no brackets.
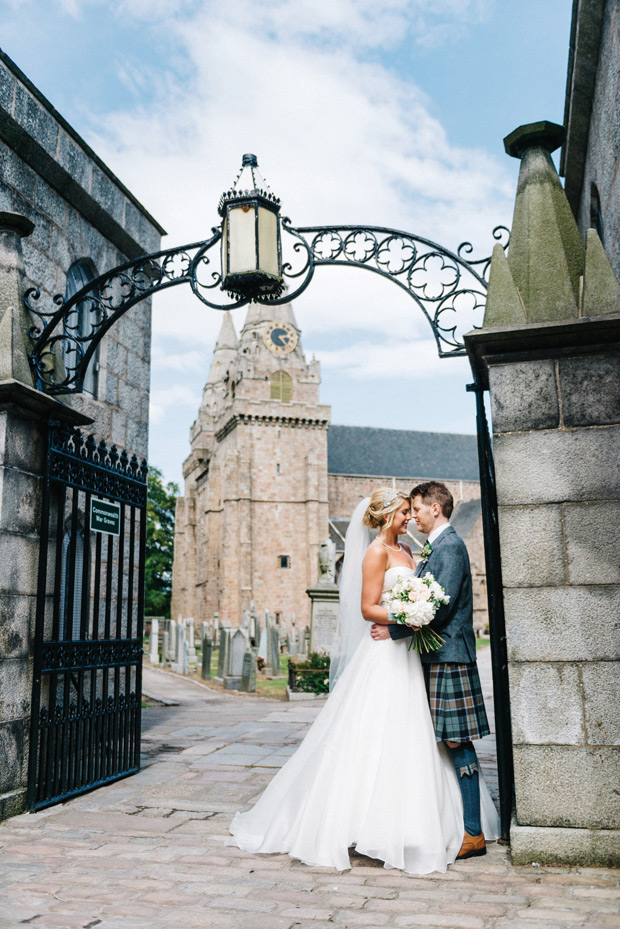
424,662,490,743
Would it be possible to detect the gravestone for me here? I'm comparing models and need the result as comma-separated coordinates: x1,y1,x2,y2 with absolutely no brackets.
182,640,190,676
224,628,248,689
174,623,186,673
257,625,267,665
267,619,281,678
162,630,169,666
168,620,177,662
217,627,232,681
185,618,197,669
149,618,159,665
240,650,257,693
201,630,212,680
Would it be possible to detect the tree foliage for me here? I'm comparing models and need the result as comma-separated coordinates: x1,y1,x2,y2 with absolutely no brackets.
145,466,179,617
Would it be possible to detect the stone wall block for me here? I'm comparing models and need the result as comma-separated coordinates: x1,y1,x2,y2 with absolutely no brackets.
494,426,620,505
509,662,583,745
514,744,620,829
0,533,40,597
22,245,59,297
36,179,66,228
110,409,127,449
558,354,620,427
510,822,620,867
498,504,566,586
117,379,143,421
12,84,59,159
49,226,73,273
0,658,33,721
103,371,118,405
0,468,41,535
78,216,107,265
57,134,90,191
504,586,620,661
0,719,29,794
118,315,148,359
90,168,125,226
489,360,559,432
0,413,45,474
125,417,148,459
0,179,13,212
581,661,620,745
0,62,15,111
105,340,127,378
0,145,37,203
123,200,142,241
125,352,148,389
12,191,51,253
564,501,620,584
0,594,35,659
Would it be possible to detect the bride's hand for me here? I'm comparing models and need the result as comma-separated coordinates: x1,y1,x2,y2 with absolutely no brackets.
406,624,421,632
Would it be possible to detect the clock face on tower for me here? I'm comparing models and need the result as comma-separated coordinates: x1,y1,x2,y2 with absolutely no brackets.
262,322,298,355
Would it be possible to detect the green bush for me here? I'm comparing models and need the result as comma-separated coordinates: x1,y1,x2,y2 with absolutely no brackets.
289,651,331,695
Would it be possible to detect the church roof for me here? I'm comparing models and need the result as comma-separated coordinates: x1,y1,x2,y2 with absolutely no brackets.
327,425,479,481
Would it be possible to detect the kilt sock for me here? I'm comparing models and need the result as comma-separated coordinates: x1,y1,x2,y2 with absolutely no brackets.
449,741,481,836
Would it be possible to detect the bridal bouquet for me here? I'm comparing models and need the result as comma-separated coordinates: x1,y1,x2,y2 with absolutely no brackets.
387,573,450,653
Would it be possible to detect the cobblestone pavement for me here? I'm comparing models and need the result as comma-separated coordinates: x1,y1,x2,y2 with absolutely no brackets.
1,648,619,929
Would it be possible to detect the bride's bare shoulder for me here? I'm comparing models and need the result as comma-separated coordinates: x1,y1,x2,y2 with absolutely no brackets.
363,538,387,568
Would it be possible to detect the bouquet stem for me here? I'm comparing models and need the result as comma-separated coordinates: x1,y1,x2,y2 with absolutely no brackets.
408,628,445,653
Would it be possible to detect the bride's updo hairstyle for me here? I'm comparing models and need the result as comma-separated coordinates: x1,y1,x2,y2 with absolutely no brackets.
363,488,409,529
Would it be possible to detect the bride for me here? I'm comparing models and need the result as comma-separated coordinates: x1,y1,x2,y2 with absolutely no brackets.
228,489,499,874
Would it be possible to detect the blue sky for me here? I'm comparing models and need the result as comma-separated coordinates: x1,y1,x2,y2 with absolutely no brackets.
2,0,573,486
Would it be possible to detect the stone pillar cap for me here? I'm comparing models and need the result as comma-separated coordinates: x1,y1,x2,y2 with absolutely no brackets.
504,121,565,159
0,211,35,237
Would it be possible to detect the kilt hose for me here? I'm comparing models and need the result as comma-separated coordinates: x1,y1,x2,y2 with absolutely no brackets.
423,662,490,743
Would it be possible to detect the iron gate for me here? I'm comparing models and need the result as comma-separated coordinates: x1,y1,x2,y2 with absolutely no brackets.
468,381,514,841
28,422,148,810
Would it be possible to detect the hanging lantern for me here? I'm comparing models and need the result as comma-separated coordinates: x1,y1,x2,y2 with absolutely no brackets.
218,154,283,300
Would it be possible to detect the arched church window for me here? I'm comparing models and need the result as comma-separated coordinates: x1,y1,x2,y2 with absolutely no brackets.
590,182,604,244
270,370,292,402
65,259,100,396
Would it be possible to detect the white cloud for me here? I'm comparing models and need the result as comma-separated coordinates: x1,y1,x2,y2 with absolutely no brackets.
149,383,202,424
315,337,471,380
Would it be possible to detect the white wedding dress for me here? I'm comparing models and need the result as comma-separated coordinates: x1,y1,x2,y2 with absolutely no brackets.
228,566,500,875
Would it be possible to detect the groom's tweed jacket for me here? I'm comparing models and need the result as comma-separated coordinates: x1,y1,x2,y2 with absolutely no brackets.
387,525,477,665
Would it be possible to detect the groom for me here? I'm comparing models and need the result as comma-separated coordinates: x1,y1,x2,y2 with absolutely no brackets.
370,480,490,860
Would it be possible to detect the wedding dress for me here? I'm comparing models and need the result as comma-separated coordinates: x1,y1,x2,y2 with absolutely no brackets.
228,565,500,875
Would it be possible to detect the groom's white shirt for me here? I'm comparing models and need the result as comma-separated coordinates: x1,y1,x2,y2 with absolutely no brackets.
428,522,450,546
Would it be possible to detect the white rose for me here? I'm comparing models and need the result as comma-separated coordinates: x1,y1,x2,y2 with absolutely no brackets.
409,600,434,627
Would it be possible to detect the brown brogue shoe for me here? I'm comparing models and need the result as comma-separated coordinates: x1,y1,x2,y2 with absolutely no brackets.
457,831,486,860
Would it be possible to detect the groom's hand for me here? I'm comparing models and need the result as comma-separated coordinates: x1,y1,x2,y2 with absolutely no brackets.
370,624,390,641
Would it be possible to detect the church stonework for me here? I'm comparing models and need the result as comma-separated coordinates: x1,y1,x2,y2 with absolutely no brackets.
172,307,488,634
171,303,330,629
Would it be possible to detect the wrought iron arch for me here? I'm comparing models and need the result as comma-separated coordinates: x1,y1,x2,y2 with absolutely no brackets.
26,223,509,395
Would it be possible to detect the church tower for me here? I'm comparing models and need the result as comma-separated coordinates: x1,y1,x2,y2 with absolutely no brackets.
171,302,331,629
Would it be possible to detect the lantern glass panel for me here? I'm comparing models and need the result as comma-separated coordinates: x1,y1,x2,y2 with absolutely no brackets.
258,206,279,277
228,205,257,273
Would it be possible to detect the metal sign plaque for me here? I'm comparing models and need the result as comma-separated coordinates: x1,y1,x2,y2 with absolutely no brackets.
90,498,121,536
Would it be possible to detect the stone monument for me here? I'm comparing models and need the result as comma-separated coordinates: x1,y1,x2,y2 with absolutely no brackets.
307,538,339,655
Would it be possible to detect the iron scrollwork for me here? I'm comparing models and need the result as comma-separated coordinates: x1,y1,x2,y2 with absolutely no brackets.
26,221,508,394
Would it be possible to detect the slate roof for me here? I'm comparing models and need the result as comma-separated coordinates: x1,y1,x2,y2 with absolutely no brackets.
327,425,479,482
